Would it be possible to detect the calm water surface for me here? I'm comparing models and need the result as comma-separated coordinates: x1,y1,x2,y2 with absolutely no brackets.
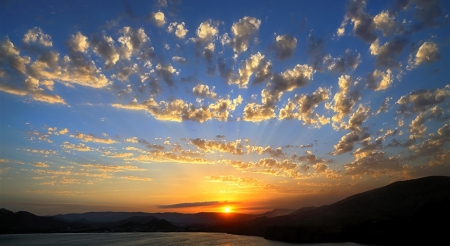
0,232,368,246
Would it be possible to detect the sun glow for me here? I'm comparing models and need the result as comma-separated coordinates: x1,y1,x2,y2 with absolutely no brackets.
224,207,231,213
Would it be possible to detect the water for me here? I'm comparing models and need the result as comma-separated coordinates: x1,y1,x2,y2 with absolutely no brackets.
0,232,367,246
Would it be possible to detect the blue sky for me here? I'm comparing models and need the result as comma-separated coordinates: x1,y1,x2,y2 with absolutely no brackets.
0,0,449,215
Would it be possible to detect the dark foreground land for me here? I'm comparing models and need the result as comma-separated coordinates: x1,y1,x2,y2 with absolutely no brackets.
2,176,449,245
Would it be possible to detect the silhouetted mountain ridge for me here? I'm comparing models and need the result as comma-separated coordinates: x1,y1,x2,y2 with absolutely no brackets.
210,176,450,245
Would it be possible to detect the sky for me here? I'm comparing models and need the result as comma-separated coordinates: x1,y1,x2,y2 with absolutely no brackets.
0,0,449,216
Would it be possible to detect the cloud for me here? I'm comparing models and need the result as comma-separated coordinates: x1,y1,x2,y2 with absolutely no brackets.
82,164,144,172
414,41,440,66
0,38,30,74
118,27,150,59
344,151,403,177
272,64,314,93
325,75,360,124
32,162,49,168
106,152,134,159
0,39,66,104
67,32,89,53
61,142,91,152
205,175,260,186
155,63,179,87
306,33,327,71
409,112,426,139
0,81,66,105
326,49,361,74
229,16,261,54
229,52,270,88
167,22,188,38
376,97,390,115
192,84,217,99
172,56,186,63
373,11,402,36
148,11,166,26
343,0,377,43
243,89,282,122
223,157,303,178
25,147,57,156
203,42,215,65
384,128,399,138
121,176,152,181
345,104,371,131
124,137,139,143
298,150,329,166
131,149,212,164
299,144,314,148
191,138,244,155
23,27,52,47
246,145,287,159
0,159,24,164
396,86,450,114
331,130,370,155
274,34,297,60
369,37,408,69
90,32,120,69
73,133,117,144
158,201,227,208
409,123,450,158
399,0,444,27
193,20,219,44
279,87,331,126
366,69,392,91
207,95,243,121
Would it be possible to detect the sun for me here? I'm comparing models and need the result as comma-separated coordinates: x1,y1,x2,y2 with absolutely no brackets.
224,207,231,213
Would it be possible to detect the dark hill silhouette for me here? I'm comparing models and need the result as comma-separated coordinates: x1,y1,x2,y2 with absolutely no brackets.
53,211,260,226
52,211,151,223
261,208,295,218
0,208,67,233
209,176,450,245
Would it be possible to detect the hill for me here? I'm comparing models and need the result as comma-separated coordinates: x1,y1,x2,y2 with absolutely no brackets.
210,176,450,245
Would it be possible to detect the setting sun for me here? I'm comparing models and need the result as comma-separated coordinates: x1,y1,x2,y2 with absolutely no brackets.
224,207,231,213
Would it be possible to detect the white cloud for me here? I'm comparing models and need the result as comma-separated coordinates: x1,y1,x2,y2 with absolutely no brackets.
272,64,314,93
23,27,52,47
229,52,268,88
192,84,217,99
194,20,219,43
274,34,297,60
229,16,261,54
366,69,392,91
167,22,188,38
149,11,166,26
415,41,440,66
67,32,89,53
118,27,150,59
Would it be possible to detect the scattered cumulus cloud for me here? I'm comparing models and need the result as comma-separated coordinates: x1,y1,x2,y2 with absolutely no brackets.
149,11,166,26
274,35,297,60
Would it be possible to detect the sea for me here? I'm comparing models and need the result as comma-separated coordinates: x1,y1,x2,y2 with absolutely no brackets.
0,232,368,246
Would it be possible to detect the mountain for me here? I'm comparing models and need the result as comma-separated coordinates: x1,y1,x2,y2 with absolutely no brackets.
212,176,450,245
52,211,152,223
0,208,68,233
0,209,181,233
53,211,260,226
261,208,296,218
